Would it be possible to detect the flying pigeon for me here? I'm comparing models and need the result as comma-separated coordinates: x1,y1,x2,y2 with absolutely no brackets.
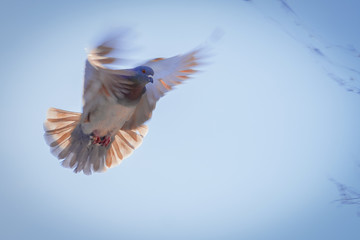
44,31,202,175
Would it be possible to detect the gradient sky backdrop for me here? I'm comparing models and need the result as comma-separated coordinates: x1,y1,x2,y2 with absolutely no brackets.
1,0,360,239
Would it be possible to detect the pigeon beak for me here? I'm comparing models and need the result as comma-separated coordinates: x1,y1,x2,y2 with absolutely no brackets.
148,75,153,83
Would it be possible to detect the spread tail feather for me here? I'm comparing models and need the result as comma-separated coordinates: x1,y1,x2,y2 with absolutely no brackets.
44,107,148,175
105,125,148,169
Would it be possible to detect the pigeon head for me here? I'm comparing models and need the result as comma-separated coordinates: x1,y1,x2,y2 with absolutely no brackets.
133,66,154,84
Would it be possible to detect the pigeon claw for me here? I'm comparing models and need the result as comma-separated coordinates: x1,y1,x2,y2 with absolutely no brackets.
100,136,111,147
90,134,111,147
91,135,101,145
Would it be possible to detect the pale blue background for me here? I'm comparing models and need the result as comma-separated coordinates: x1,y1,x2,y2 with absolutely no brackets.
1,0,360,239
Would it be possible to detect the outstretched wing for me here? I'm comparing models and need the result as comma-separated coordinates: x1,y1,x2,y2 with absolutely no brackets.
82,31,137,116
122,49,202,130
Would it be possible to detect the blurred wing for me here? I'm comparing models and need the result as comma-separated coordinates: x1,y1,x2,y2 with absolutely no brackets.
82,31,137,110
122,49,202,130
87,28,132,70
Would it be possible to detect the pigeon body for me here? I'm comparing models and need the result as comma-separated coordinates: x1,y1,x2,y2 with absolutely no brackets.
44,31,201,174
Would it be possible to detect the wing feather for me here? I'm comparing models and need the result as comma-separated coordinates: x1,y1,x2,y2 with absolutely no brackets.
82,32,137,116
122,49,202,130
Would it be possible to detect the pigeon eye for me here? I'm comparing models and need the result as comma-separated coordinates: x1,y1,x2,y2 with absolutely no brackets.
142,69,146,74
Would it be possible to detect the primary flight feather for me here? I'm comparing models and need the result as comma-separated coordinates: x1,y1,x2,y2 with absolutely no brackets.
44,30,202,175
